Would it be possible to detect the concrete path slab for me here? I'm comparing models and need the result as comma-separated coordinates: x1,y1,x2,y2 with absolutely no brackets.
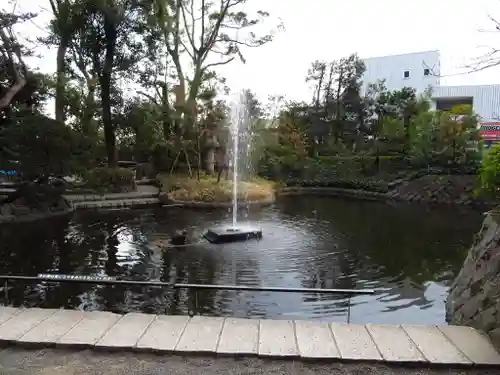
439,325,500,365
330,323,382,361
95,313,155,349
0,307,21,325
366,324,426,363
258,319,298,357
295,320,340,359
402,325,471,365
137,315,189,352
58,311,121,347
17,309,84,345
0,308,56,341
175,316,224,353
217,318,259,355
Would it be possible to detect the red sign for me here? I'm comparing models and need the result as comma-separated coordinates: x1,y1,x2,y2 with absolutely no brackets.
480,122,500,141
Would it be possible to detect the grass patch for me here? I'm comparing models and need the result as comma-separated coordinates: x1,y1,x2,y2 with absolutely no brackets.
158,173,275,203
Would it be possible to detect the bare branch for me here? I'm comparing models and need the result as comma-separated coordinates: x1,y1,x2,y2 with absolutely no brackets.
203,56,235,70
179,0,198,53
0,17,27,109
137,90,159,104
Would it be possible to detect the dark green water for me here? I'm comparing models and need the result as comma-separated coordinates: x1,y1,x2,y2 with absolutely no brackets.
0,197,484,324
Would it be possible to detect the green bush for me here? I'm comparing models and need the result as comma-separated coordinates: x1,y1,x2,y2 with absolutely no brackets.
258,154,410,182
478,144,500,199
0,111,88,180
83,167,136,193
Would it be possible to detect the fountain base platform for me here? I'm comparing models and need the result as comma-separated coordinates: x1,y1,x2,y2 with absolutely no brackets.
203,225,262,244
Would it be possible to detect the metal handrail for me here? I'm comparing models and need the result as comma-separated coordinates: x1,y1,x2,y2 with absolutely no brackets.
0,274,376,323
173,283,375,295
173,283,375,323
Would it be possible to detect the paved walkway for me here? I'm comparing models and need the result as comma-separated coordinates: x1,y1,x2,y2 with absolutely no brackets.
0,307,499,367
0,348,497,375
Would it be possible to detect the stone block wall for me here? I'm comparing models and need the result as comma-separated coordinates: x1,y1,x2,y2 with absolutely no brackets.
446,211,500,348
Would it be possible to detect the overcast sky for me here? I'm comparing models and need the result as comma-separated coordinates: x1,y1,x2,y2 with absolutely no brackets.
11,0,500,103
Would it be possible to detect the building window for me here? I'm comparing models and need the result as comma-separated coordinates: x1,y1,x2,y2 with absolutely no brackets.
403,70,410,79
424,68,430,76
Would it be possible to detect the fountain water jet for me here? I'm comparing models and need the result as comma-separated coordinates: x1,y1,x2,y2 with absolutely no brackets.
231,95,240,227
203,91,263,244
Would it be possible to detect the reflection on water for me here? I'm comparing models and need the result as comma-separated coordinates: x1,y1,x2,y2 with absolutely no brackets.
0,197,484,324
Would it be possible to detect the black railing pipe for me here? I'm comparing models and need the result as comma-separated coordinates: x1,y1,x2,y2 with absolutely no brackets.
0,275,376,323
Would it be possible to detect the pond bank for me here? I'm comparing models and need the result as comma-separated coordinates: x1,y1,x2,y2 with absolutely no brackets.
446,209,500,351
280,174,496,207
67,185,160,210
0,184,160,223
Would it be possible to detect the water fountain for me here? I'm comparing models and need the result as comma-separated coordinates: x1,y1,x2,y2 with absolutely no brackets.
203,92,263,244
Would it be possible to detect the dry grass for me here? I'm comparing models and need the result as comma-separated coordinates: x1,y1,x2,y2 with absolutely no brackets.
158,173,275,203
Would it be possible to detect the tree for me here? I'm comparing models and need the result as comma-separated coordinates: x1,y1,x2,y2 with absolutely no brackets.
0,6,86,180
153,0,277,133
306,60,327,108
45,0,86,122
305,54,365,144
437,104,480,166
0,8,34,111
61,0,158,166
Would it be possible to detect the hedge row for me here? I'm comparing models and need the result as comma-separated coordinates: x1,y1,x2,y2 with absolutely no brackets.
83,167,136,193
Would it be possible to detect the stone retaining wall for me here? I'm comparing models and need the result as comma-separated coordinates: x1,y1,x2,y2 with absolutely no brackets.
159,192,275,208
446,210,500,350
0,198,74,223
279,187,386,202
71,197,160,209
282,175,496,207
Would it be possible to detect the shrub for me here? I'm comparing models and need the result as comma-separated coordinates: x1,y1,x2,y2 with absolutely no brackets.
159,173,275,203
478,144,500,199
0,111,88,180
84,167,136,193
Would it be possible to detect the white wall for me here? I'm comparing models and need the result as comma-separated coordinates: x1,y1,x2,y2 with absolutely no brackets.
362,50,441,94
360,50,500,123
432,85,500,122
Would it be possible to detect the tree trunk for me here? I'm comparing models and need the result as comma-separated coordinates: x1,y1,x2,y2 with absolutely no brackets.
81,81,97,138
55,41,68,122
160,83,172,140
0,79,26,110
184,65,202,131
403,112,411,156
205,148,216,174
101,15,117,167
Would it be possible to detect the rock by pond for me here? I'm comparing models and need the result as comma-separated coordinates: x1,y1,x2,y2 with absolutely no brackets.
0,177,74,223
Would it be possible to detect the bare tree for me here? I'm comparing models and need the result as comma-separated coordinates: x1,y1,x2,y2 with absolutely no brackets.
0,8,30,110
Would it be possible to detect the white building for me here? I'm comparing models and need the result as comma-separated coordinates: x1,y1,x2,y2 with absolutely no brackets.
362,50,441,94
361,50,500,123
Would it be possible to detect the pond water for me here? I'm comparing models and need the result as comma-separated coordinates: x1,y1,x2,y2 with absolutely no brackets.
0,197,484,325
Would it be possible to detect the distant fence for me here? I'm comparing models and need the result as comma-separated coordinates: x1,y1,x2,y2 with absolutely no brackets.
0,274,375,323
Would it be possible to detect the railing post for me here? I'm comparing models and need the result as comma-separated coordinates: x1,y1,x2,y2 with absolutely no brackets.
3,280,8,306
187,290,199,317
195,290,199,315
347,295,352,324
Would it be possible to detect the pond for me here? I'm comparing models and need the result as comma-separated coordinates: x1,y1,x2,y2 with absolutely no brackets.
0,197,484,325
